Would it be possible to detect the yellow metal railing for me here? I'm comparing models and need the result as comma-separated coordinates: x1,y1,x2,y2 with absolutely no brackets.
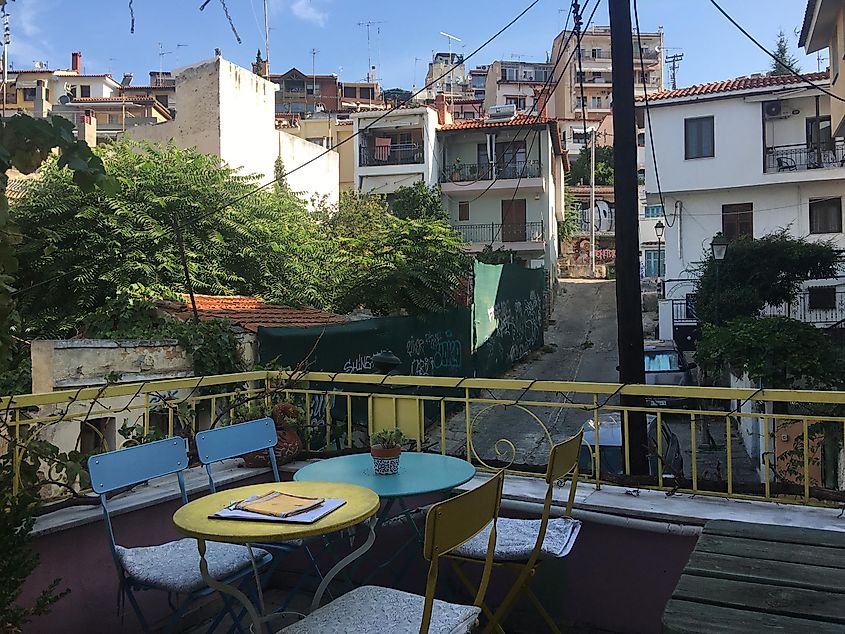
2,371,844,506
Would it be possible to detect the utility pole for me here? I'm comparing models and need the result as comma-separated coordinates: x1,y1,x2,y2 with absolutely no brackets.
311,47,318,111
609,0,648,474
590,126,596,276
2,10,9,121
263,0,271,72
665,52,683,90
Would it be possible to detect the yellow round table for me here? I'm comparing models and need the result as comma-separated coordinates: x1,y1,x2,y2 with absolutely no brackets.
172,481,380,629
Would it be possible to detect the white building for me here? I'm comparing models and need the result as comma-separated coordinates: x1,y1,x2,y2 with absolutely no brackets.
639,71,845,338
482,60,553,115
126,55,339,207
351,104,442,194
439,112,566,285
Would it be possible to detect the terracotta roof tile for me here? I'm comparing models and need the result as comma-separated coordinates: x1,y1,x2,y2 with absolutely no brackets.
638,71,829,103
440,114,555,131
158,294,347,333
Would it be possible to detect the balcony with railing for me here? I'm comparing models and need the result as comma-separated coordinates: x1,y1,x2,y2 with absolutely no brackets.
764,140,845,173
359,142,424,167
453,220,544,243
6,369,845,633
441,159,541,183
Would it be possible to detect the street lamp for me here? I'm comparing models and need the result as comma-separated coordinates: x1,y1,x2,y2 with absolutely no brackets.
710,232,729,325
654,220,665,298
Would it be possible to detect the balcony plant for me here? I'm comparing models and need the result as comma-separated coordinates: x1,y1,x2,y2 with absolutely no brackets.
451,158,462,182
370,429,406,475
235,398,304,467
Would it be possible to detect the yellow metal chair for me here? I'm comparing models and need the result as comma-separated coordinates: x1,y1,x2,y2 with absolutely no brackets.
446,431,584,634
278,470,505,634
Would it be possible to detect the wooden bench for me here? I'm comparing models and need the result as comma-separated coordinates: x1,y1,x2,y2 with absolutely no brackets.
662,519,845,633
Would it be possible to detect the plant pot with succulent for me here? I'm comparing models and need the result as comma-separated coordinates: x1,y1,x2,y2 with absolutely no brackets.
370,429,406,475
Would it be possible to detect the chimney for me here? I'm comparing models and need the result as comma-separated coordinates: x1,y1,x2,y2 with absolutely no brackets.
71,51,82,74
33,80,48,118
434,93,452,126
78,109,97,147
121,73,133,87
533,86,549,117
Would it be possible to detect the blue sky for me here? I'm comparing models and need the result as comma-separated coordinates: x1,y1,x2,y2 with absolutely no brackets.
13,1,817,90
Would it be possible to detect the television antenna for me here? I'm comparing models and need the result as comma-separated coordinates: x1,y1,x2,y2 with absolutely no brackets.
440,31,461,108
665,51,684,90
358,20,386,83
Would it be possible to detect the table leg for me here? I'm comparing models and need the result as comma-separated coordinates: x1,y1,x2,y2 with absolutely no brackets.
196,538,263,633
310,520,377,613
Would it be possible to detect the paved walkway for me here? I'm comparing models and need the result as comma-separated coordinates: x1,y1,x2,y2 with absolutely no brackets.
427,279,760,486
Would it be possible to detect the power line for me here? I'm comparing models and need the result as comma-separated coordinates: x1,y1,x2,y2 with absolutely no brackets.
708,0,844,103
466,0,601,211
12,0,543,299
633,0,671,229
665,52,683,90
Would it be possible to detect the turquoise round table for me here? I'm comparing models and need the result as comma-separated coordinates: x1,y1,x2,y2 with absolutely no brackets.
294,452,476,498
295,452,476,585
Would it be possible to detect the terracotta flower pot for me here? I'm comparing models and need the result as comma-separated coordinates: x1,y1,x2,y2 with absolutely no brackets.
371,445,401,475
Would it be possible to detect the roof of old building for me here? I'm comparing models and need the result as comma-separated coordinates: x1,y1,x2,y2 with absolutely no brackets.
440,114,555,131
637,71,829,104
158,294,348,333
70,95,172,119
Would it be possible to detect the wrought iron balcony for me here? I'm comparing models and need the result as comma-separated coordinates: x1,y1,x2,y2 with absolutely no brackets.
359,142,423,167
442,159,541,183
764,141,845,173
453,221,544,243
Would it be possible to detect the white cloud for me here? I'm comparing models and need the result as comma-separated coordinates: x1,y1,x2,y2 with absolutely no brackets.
9,1,56,69
291,0,327,27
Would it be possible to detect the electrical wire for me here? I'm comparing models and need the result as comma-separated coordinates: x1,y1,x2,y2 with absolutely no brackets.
465,0,602,214
11,0,543,299
633,0,673,228
708,0,844,103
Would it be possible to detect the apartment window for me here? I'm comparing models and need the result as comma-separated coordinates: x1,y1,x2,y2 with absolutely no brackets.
808,286,837,310
576,71,586,83
722,203,753,241
832,34,840,81
155,94,169,107
80,85,91,98
685,116,714,159
361,87,374,100
506,96,526,110
535,69,549,82
637,132,646,147
590,96,602,108
575,95,585,109
643,248,665,277
591,48,603,58
22,88,35,101
69,86,77,98
806,116,833,151
343,86,356,98
644,205,663,218
472,75,486,89
459,202,470,221
572,131,588,145
503,67,518,81
809,197,843,233
463,111,476,119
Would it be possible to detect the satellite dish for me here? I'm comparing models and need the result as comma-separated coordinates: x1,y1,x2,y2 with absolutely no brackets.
58,95,70,105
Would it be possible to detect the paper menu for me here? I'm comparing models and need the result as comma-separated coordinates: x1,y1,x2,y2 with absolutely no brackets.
211,498,347,524
234,491,325,518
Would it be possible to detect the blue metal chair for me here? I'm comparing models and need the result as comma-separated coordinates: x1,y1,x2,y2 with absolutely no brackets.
88,436,272,634
195,418,327,609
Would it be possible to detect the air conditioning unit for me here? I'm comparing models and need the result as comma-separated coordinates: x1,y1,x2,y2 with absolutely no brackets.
488,103,517,119
764,100,785,119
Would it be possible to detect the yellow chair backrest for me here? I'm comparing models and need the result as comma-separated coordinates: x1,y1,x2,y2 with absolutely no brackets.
545,429,583,517
370,394,424,447
420,470,505,634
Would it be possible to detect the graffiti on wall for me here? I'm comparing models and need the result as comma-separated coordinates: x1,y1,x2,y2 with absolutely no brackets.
491,290,543,364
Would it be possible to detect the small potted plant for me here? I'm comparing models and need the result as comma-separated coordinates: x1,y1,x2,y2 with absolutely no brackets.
370,429,406,475
451,158,462,182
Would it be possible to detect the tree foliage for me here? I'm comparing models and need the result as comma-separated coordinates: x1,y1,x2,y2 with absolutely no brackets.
768,29,801,76
569,144,614,186
696,317,844,389
11,141,468,341
390,181,448,221
693,231,843,325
